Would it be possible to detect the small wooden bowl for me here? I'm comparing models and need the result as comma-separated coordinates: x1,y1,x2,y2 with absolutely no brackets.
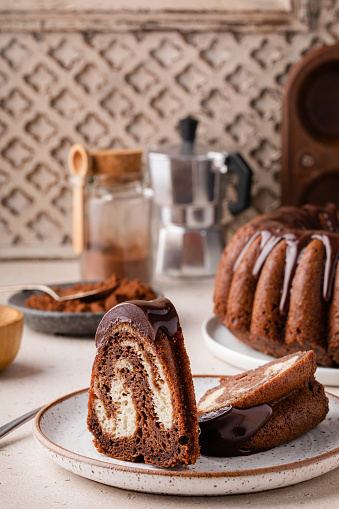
0,305,24,372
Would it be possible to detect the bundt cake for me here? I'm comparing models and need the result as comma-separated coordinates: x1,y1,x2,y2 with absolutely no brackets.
197,350,329,456
214,203,339,366
87,297,200,468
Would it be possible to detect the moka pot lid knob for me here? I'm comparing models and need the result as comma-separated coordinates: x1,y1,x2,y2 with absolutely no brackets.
148,116,217,160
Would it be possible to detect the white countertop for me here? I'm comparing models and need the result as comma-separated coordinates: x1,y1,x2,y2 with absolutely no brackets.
1,260,339,508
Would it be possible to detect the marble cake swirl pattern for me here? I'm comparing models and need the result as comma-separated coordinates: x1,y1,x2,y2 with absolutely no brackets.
87,298,200,468
197,351,329,456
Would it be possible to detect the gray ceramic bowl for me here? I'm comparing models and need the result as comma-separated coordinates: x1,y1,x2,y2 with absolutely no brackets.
8,283,105,337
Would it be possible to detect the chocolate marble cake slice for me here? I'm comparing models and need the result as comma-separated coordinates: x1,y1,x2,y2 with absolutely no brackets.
87,297,200,468
197,351,329,456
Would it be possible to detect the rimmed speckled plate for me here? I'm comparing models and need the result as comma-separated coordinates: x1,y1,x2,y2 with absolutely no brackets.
32,376,339,496
202,315,339,387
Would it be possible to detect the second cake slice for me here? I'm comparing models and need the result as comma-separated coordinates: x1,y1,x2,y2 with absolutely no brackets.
197,351,329,456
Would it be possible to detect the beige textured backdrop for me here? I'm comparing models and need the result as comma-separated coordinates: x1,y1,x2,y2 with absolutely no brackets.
0,1,338,258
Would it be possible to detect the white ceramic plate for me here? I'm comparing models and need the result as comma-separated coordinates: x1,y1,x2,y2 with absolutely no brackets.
33,377,339,496
202,315,339,387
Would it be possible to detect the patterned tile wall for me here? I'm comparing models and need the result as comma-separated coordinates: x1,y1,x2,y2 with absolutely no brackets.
0,1,338,257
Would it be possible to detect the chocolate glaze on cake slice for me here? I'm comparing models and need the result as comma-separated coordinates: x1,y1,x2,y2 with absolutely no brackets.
197,351,329,456
87,297,200,468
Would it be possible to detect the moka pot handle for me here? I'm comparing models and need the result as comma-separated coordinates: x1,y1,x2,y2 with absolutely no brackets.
225,153,252,215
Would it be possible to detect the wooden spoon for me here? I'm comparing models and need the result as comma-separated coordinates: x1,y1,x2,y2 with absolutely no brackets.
68,144,91,254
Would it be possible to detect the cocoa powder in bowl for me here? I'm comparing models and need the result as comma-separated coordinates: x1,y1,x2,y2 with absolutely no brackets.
24,274,157,313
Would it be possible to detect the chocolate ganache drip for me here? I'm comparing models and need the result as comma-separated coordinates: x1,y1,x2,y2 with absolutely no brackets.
234,204,339,314
198,404,273,456
95,297,179,348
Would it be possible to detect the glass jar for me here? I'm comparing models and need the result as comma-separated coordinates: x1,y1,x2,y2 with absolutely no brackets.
80,173,153,283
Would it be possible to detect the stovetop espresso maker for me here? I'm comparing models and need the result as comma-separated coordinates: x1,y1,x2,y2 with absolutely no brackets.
148,117,252,277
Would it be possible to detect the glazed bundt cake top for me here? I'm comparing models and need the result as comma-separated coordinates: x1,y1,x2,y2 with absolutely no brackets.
234,203,339,314
214,203,339,366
